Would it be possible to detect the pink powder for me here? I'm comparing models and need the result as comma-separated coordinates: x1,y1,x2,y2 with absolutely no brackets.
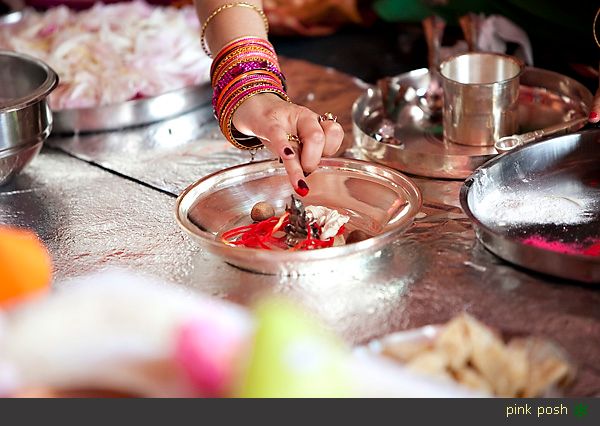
521,235,600,257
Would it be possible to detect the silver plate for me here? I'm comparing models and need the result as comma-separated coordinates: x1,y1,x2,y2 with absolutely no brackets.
353,67,592,179
176,157,422,275
52,83,212,134
460,129,600,283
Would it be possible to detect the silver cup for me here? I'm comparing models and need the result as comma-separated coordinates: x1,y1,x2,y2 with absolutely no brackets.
440,52,523,146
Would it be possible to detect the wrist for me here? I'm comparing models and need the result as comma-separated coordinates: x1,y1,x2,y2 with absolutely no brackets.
232,93,288,136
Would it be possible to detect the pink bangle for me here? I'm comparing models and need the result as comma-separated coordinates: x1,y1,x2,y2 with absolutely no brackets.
210,37,276,75
214,73,282,115
219,83,284,129
217,78,283,122
213,61,286,102
211,50,279,86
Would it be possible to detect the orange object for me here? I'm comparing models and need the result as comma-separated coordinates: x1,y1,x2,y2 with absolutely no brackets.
0,227,52,307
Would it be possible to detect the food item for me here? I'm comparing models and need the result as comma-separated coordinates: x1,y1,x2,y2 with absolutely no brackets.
346,229,371,244
221,195,351,251
379,314,575,397
0,227,52,307
250,202,275,222
0,2,211,110
522,235,600,257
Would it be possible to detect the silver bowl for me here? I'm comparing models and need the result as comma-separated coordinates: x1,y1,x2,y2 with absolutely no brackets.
0,50,58,151
0,140,43,185
0,50,58,184
176,158,422,275
460,129,600,283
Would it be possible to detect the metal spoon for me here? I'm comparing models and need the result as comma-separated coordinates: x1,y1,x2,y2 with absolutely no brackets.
494,116,588,153
419,15,445,118
458,13,481,52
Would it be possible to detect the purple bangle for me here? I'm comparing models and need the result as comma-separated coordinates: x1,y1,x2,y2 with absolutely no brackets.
211,50,281,86
214,60,285,94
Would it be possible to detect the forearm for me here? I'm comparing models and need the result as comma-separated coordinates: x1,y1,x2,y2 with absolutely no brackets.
195,0,267,55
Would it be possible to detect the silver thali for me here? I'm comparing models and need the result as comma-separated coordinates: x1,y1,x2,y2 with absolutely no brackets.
460,128,600,283
52,83,212,134
353,67,592,179
176,157,422,275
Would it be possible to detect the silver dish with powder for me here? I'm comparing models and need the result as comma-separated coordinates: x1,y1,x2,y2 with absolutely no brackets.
460,128,600,283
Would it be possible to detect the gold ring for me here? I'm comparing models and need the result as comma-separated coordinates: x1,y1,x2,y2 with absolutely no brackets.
318,112,337,123
287,133,301,143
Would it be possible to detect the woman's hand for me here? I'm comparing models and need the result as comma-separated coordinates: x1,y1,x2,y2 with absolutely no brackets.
232,93,344,195
590,86,600,124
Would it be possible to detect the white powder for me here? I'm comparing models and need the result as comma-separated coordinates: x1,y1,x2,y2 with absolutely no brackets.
474,189,596,227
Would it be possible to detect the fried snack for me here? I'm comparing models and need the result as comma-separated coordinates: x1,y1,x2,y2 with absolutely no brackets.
508,337,576,397
380,337,433,363
379,314,575,397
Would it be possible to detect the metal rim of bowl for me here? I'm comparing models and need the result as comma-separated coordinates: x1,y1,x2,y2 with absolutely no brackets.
175,157,423,263
0,49,59,113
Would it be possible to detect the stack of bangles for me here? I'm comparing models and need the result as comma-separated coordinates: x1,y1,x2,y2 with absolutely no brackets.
209,36,290,150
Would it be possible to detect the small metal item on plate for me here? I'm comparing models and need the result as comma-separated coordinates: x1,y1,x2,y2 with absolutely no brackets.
494,116,588,153
420,15,445,119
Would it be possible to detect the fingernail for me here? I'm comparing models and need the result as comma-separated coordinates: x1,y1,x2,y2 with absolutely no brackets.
295,179,309,197
303,171,311,178
590,111,598,121
283,147,294,156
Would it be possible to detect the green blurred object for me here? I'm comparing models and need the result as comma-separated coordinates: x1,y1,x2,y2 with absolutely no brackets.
238,298,352,398
373,0,433,22
372,0,595,46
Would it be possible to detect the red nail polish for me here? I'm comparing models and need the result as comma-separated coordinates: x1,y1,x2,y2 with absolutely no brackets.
295,179,309,197
590,112,598,121
283,147,294,156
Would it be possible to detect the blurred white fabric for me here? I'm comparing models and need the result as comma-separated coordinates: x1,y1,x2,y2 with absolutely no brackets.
478,14,533,65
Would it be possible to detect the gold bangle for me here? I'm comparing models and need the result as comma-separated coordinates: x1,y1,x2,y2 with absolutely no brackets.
201,2,269,57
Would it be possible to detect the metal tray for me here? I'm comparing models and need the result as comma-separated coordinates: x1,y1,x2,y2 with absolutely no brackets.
52,83,212,134
460,129,600,283
353,67,592,179
175,157,422,275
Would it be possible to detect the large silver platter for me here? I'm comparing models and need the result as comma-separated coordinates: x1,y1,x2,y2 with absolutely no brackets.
52,83,212,134
353,67,592,179
460,129,600,283
176,157,422,275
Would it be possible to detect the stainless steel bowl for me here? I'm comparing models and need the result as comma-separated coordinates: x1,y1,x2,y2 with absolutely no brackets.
0,50,58,151
176,158,422,275
0,140,43,185
460,129,600,283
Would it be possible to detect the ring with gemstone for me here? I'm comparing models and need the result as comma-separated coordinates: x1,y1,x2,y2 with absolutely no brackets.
287,133,301,143
318,112,337,123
